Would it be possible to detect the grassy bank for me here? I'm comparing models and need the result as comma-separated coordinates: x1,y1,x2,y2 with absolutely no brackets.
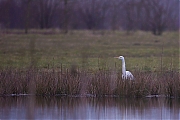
0,30,179,71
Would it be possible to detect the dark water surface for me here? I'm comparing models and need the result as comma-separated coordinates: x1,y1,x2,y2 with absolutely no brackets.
0,96,179,120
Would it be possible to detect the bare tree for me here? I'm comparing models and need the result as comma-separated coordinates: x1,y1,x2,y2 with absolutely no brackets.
144,0,174,35
164,0,179,31
0,0,178,32
123,0,136,34
23,0,32,34
35,0,59,29
79,0,97,30
109,0,123,31
0,0,13,29
78,0,109,31
122,0,146,33
62,0,69,34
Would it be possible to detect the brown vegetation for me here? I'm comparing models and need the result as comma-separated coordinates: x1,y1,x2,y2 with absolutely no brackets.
0,67,179,98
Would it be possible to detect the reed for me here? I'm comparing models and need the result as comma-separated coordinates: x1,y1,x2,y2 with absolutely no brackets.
162,71,180,98
0,67,179,98
0,67,82,96
87,70,112,96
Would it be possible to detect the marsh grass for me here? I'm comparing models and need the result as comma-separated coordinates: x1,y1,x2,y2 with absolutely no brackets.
87,70,113,96
0,67,179,98
162,71,180,98
0,30,179,98
0,68,81,96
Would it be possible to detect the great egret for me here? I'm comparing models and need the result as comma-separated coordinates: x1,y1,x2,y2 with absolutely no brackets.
114,56,134,80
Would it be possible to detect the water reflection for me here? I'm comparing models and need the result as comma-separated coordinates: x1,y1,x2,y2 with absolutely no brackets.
0,96,179,119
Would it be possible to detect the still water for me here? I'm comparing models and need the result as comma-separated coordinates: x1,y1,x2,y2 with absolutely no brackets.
0,96,179,120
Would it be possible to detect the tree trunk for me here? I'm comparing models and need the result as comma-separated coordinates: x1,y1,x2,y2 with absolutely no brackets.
63,0,68,34
25,0,31,34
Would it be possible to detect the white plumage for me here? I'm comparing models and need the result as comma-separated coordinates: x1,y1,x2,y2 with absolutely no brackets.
114,56,134,80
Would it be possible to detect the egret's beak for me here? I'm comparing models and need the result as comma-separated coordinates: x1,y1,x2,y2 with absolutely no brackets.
114,57,119,59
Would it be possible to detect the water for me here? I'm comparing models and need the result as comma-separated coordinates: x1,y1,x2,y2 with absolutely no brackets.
0,96,179,120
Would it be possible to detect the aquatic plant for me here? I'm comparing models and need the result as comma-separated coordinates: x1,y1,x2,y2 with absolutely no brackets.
0,67,179,98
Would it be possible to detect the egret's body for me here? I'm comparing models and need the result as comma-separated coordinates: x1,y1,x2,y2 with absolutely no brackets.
114,56,134,80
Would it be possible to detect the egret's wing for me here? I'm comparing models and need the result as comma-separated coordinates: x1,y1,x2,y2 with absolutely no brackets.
126,71,134,80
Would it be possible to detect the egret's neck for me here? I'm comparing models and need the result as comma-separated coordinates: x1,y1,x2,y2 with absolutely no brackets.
121,58,126,75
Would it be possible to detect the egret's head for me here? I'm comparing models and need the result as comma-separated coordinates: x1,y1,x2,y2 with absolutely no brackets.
114,56,124,60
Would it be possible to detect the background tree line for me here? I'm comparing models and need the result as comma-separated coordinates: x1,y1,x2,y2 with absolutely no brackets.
0,0,179,35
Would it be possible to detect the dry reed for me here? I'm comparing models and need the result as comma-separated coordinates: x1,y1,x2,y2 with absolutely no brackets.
0,67,179,98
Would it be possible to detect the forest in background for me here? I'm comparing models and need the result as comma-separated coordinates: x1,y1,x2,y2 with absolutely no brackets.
0,0,179,35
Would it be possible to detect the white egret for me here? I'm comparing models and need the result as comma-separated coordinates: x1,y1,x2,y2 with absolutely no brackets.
114,56,134,80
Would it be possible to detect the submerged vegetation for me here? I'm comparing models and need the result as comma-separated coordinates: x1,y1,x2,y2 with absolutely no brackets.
0,30,179,98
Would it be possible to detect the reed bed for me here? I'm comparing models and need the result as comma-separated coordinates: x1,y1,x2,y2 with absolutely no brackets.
0,68,179,98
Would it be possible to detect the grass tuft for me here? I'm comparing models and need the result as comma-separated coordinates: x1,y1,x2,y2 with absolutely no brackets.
0,69,180,97
0,67,179,98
